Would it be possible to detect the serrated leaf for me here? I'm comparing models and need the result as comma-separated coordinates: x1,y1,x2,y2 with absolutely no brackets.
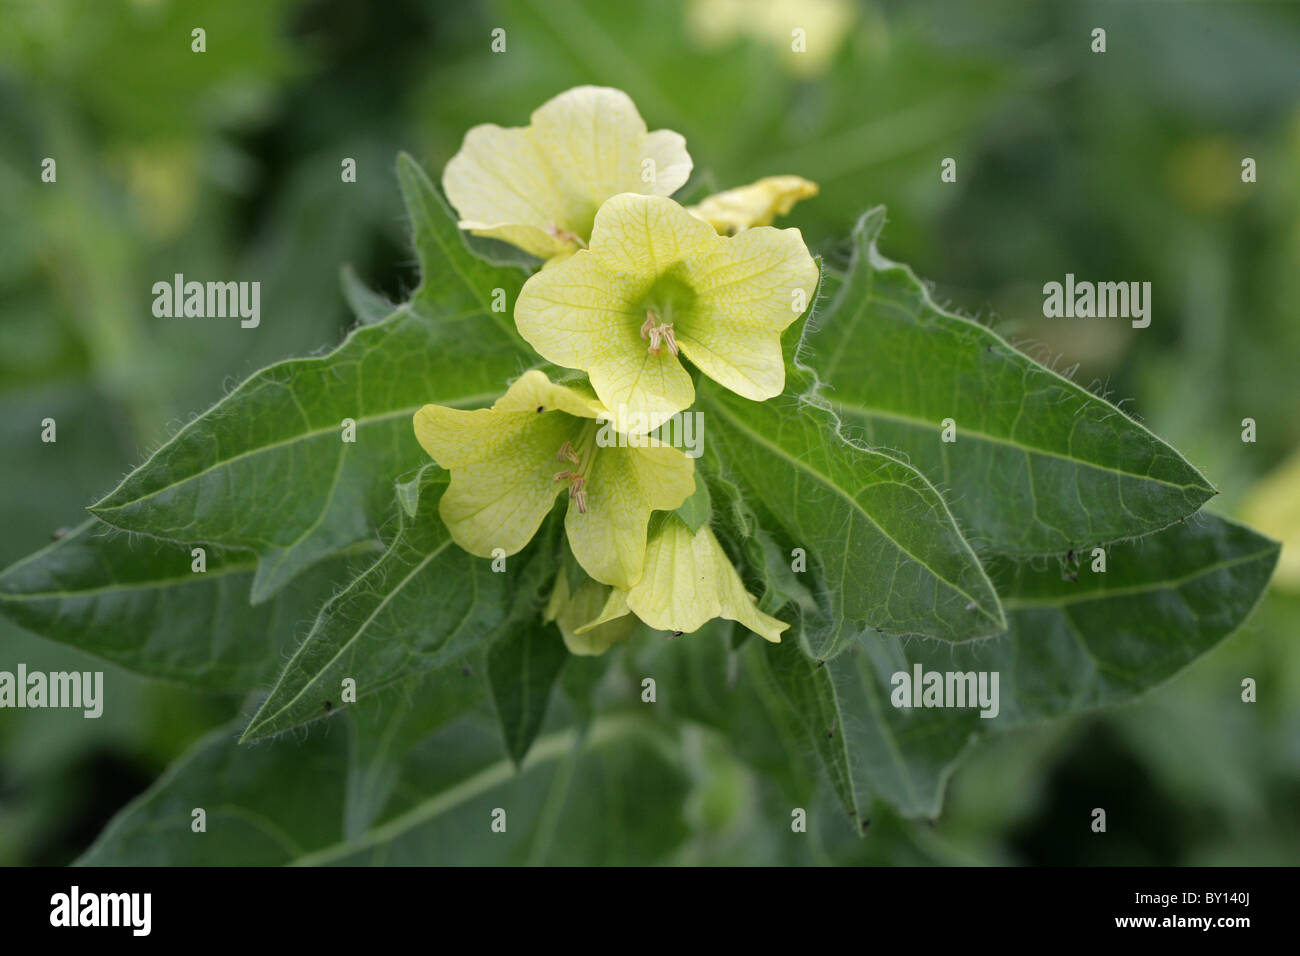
0,519,363,690
89,155,532,603
760,513,1279,823
487,618,570,766
240,467,557,741
701,376,1004,657
77,711,689,866
805,208,1216,557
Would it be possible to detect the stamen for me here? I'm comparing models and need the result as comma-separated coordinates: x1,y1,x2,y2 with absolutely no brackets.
556,441,580,465
546,223,587,248
640,309,678,356
552,426,598,515
569,476,587,514
640,311,659,339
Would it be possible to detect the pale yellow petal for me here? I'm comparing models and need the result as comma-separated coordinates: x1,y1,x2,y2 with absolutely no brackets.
517,193,817,420
441,123,572,260
566,443,696,589
531,88,692,220
585,192,719,274
514,243,695,434
677,225,819,400
546,570,637,656
442,86,693,259
413,402,581,558
625,516,788,642
574,587,633,633
688,175,819,234
491,368,608,420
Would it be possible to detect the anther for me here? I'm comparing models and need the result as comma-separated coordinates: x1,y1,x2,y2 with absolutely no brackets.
556,441,580,465
546,223,587,248
640,310,678,356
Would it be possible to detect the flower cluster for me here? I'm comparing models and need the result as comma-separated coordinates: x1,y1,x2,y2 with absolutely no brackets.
415,86,818,654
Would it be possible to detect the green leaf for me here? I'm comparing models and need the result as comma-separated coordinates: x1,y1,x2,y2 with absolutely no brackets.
240,466,556,741
0,520,364,690
344,656,488,839
487,619,570,766
673,474,712,533
701,376,1004,658
339,264,393,326
89,155,531,603
78,711,689,866
761,513,1279,822
805,208,1216,557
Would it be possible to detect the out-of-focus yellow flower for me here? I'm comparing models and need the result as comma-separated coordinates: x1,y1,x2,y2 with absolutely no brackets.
1239,447,1300,590
686,0,856,75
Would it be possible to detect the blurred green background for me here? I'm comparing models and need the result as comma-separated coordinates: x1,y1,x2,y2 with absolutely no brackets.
1,0,1297,865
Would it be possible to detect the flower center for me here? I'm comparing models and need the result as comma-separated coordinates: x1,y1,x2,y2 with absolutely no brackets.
553,423,599,514
640,310,679,356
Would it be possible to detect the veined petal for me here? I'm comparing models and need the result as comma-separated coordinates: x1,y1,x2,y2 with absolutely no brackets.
625,515,788,642
514,243,695,435
517,193,817,424
567,443,696,589
546,569,637,656
442,86,693,259
442,123,570,260
492,368,608,420
574,587,632,634
531,89,692,216
687,175,819,234
678,225,819,400
414,403,581,558
585,192,719,274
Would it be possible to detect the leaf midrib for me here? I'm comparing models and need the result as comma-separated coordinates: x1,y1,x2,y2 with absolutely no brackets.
836,402,1214,494
243,537,455,738
999,544,1278,610
289,714,649,865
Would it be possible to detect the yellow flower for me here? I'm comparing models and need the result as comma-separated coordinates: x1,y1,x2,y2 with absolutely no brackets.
576,515,787,644
687,175,819,235
442,86,693,261
515,193,819,434
685,0,857,76
413,371,695,589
